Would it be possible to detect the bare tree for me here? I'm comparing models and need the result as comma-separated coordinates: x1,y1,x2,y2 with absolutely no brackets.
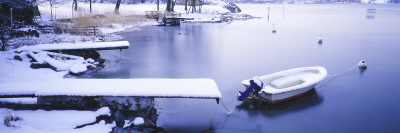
73,0,77,11
0,35,10,51
114,0,122,14
192,0,196,13
40,0,66,20
166,0,174,12
185,0,188,11
90,0,92,13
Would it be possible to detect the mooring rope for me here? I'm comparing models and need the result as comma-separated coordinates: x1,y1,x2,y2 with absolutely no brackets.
220,98,232,115
316,63,361,88
326,64,359,77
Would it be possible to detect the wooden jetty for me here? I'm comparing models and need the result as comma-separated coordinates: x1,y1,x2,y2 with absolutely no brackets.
0,78,222,127
16,41,130,51
145,11,194,25
0,78,221,101
1,78,219,97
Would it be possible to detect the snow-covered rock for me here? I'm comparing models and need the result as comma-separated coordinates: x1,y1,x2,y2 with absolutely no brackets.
69,64,88,75
133,117,144,125
123,120,133,128
86,58,95,63
95,107,111,116
0,108,116,132
122,117,144,128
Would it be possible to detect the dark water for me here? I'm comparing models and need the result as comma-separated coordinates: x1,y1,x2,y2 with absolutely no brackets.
82,4,400,133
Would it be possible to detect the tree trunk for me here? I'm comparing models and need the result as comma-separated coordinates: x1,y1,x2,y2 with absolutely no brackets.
192,0,196,13
172,0,175,12
157,0,159,11
90,0,92,13
114,0,122,14
166,0,172,12
185,0,188,11
50,3,53,20
73,0,77,11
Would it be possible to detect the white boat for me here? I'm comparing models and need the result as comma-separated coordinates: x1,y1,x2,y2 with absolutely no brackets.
239,66,327,104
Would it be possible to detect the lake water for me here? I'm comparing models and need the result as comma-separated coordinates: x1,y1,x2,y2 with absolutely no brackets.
82,4,400,133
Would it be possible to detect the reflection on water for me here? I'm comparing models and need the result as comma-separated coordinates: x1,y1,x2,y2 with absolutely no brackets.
367,8,376,20
235,89,323,118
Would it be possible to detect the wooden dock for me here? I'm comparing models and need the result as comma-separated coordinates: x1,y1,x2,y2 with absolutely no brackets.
16,41,130,51
145,11,194,25
0,79,222,126
0,78,221,100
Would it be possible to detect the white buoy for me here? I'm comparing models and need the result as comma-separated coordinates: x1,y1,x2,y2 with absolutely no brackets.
272,25,276,33
318,35,323,44
358,60,367,69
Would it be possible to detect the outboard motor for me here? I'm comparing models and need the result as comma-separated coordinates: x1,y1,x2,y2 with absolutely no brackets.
237,80,262,101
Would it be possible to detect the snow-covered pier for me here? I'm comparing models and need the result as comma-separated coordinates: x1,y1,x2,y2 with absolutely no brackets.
16,41,130,51
0,78,221,127
0,78,221,100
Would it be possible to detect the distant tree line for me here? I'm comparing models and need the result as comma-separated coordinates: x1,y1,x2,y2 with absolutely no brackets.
221,0,399,3
79,0,399,4
78,0,164,4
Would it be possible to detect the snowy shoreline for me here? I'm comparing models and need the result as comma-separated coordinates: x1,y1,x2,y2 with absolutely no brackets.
0,1,236,132
0,1,242,83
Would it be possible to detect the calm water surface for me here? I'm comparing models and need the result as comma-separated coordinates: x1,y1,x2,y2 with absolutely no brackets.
82,4,400,133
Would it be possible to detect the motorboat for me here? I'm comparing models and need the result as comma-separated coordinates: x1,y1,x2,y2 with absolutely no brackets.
237,66,327,104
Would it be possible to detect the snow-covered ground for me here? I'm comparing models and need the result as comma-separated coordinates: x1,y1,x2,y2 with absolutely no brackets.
0,51,68,83
36,1,231,35
0,107,115,133
7,1,233,49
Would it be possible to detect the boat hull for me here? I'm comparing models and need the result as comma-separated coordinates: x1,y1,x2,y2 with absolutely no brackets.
244,84,315,104
249,87,315,105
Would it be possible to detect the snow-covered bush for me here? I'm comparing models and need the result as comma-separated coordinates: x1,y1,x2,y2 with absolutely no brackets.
0,36,10,51
3,112,23,128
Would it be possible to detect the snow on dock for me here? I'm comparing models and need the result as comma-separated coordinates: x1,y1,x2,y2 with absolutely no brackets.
0,79,222,99
0,82,39,97
16,41,130,51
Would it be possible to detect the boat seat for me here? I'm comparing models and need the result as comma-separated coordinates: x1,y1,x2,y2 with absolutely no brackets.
269,72,316,89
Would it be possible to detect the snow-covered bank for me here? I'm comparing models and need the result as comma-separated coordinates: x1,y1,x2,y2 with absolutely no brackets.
36,2,232,32
38,2,230,21
0,51,67,83
0,107,115,133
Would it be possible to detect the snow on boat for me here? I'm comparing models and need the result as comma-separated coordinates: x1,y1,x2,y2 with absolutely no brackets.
237,66,327,104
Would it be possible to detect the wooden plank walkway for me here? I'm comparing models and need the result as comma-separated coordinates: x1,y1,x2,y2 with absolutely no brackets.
0,79,222,99
16,41,129,51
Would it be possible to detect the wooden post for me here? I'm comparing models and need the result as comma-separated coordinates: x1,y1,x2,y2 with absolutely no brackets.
93,26,96,36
